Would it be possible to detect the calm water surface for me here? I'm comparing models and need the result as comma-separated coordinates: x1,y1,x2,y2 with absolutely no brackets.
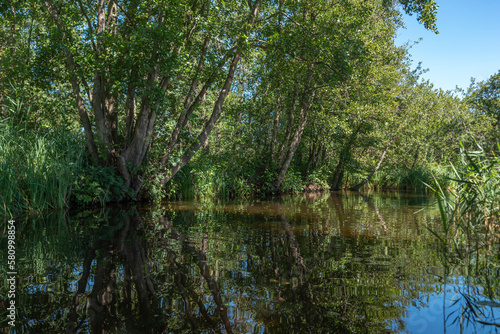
1,192,499,333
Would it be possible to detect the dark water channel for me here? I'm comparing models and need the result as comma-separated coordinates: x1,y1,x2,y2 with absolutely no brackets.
1,192,500,333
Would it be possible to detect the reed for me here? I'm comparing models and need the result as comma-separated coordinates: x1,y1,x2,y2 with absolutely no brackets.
0,125,86,218
369,163,451,191
164,161,254,201
426,143,500,262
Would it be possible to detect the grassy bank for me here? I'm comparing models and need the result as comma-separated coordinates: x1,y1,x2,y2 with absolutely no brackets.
0,125,131,218
0,126,80,217
158,153,451,201
367,163,452,191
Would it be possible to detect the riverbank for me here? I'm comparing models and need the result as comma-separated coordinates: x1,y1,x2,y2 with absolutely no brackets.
0,125,490,219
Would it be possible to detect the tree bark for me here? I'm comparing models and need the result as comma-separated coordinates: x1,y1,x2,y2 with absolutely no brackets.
331,124,362,191
44,0,263,196
277,88,299,166
161,51,242,185
331,157,345,191
160,37,222,166
44,0,100,162
410,144,420,170
270,93,282,160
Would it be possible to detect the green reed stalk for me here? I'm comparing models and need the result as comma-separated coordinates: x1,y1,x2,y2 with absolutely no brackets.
426,143,500,262
0,125,86,218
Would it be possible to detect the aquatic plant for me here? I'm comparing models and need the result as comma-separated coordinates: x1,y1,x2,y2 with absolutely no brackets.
427,144,500,257
0,122,133,217
425,143,500,330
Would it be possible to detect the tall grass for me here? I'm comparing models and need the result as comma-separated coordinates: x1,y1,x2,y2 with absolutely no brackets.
424,144,500,328
162,160,254,201
0,124,86,218
426,144,500,263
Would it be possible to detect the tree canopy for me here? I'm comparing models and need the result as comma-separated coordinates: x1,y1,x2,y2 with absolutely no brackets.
1,0,498,210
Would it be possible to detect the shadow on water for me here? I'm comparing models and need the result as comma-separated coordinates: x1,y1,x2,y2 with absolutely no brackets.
1,192,499,333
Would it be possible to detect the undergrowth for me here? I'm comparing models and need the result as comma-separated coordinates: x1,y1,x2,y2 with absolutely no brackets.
0,124,132,218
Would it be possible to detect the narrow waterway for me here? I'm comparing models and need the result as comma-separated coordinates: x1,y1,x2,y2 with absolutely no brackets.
1,192,499,333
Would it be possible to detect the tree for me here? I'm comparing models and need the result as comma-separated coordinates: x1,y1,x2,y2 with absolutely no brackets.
35,0,263,194
467,70,500,129
225,0,438,193
2,0,440,199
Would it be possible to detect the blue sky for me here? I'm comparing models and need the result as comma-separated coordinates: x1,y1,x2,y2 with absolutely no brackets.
395,0,500,92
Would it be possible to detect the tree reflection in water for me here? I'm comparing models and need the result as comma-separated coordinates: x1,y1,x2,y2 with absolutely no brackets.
4,193,500,333
147,198,421,333
65,209,166,333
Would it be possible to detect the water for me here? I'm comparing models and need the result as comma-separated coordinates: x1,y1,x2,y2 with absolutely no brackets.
1,192,499,333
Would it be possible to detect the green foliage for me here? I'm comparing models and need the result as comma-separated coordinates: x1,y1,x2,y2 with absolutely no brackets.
371,163,451,190
305,166,331,191
164,156,254,201
422,147,500,329
467,70,500,127
281,169,305,194
398,0,439,32
72,165,134,207
161,168,195,201
2,0,492,204
0,122,132,218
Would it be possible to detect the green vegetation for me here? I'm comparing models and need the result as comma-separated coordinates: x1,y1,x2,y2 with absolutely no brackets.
423,145,500,328
0,0,498,215
0,124,81,217
0,114,132,218
427,144,500,262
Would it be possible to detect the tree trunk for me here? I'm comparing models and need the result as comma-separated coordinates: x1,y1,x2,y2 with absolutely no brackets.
277,88,299,166
270,94,282,160
331,157,345,191
305,141,316,175
44,0,263,196
330,124,362,191
351,140,393,192
274,75,315,191
410,144,420,170
161,0,263,185
160,51,241,185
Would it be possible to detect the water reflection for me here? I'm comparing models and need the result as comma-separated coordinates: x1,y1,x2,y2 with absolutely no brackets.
1,192,499,333
64,209,166,333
